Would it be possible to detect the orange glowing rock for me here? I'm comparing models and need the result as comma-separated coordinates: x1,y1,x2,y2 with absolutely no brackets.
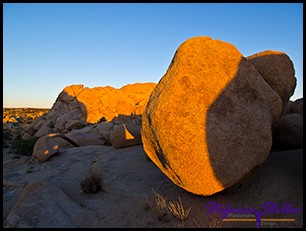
59,82,156,124
142,36,287,196
32,82,156,137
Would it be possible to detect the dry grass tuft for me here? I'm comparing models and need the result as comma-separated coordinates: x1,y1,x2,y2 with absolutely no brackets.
152,189,170,221
152,189,191,223
193,216,224,228
167,197,191,221
152,189,168,213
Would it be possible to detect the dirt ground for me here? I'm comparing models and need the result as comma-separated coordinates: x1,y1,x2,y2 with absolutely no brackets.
3,145,303,228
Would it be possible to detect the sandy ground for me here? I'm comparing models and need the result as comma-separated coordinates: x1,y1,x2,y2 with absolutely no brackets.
3,145,303,228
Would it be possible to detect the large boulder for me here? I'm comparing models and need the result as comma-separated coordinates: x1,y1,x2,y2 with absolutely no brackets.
142,36,284,196
93,122,114,145
32,126,109,162
66,129,106,147
32,134,77,162
246,50,296,114
110,123,142,149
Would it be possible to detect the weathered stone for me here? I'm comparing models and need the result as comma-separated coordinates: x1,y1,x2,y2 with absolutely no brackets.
65,119,83,131
34,123,53,137
94,122,114,145
272,113,303,150
142,36,283,196
29,116,45,132
54,108,84,131
290,98,303,115
4,180,100,228
32,134,76,162
282,100,292,116
24,83,156,138
21,132,34,141
110,124,142,149
66,131,106,146
247,50,296,112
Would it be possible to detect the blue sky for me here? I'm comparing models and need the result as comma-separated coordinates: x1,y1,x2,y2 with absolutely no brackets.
3,3,303,108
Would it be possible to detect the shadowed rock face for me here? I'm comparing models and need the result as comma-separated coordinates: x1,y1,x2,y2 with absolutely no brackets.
141,36,296,196
246,50,297,116
272,113,303,150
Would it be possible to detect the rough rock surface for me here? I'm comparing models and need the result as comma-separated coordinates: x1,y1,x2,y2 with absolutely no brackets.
142,36,284,196
272,113,303,150
110,123,142,149
4,180,101,228
3,146,303,228
272,98,303,151
290,98,303,115
32,134,76,162
247,50,296,113
32,118,143,162
27,82,155,137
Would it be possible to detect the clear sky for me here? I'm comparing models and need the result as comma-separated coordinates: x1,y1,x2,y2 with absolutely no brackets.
3,3,303,108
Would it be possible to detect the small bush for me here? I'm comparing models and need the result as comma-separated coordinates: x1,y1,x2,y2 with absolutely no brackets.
26,166,34,173
80,173,102,194
10,137,39,156
80,161,103,194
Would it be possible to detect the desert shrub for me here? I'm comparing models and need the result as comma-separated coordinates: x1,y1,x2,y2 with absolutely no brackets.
80,161,103,194
10,137,39,156
80,173,102,194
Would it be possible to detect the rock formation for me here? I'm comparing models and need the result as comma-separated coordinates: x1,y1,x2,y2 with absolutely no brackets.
27,82,156,138
32,115,143,162
246,50,296,115
142,36,296,196
272,98,303,150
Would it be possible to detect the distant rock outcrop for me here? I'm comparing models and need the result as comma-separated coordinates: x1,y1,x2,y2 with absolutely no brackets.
26,82,156,138
142,36,296,196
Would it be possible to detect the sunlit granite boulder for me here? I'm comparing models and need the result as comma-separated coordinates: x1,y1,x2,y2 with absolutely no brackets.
141,36,296,196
